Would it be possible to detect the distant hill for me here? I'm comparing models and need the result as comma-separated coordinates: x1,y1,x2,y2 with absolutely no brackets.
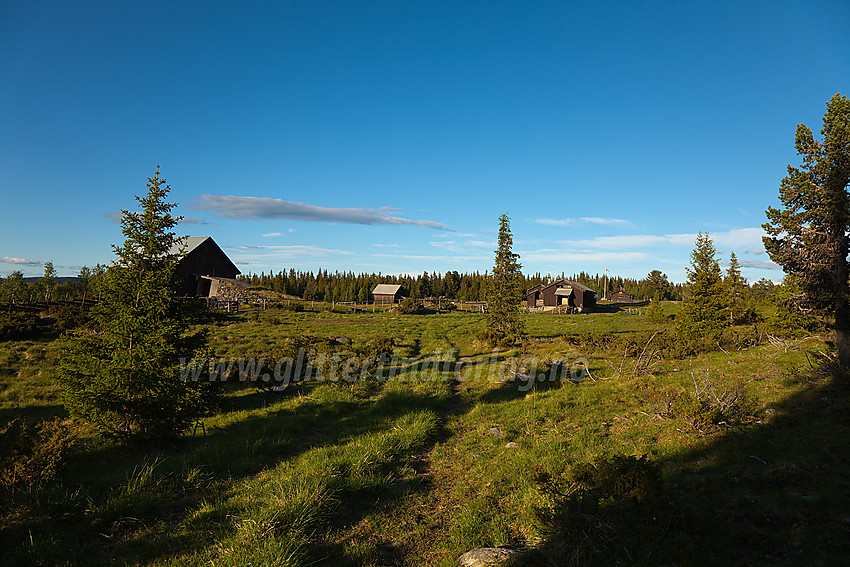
22,277,80,284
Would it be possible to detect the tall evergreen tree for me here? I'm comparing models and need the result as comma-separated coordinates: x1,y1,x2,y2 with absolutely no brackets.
486,213,525,345
58,166,216,441
676,233,729,343
725,252,746,323
763,93,850,369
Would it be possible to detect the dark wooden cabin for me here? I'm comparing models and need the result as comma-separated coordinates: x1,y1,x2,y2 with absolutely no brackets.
171,236,240,297
527,279,597,312
609,286,635,301
372,284,403,305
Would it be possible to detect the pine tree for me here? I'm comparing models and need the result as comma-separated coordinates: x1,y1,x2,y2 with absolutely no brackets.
725,252,746,323
676,233,729,344
58,166,216,441
764,93,850,369
486,214,525,345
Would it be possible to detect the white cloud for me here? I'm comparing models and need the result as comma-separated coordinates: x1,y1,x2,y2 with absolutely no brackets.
532,217,632,227
519,250,650,264
194,195,451,230
262,232,282,237
429,239,494,253
229,245,353,256
371,252,490,262
555,227,767,252
738,259,781,270
1,256,43,266
106,211,207,224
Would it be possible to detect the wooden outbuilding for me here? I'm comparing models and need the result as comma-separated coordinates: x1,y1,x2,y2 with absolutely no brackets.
372,284,403,305
527,278,597,312
171,236,240,297
609,286,635,301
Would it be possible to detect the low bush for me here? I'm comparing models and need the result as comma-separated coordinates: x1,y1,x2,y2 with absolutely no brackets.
531,454,664,566
397,297,424,314
0,312,41,340
0,418,76,491
668,377,760,433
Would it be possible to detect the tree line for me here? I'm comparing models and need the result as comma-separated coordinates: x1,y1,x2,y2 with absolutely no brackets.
236,268,694,303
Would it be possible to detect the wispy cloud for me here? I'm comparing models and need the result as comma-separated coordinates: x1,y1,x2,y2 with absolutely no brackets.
532,217,632,227
738,259,781,270
106,211,207,224
179,216,208,224
228,245,354,259
518,250,650,264
429,239,494,253
1,256,44,266
371,252,490,262
194,195,451,230
556,227,767,252
262,232,282,237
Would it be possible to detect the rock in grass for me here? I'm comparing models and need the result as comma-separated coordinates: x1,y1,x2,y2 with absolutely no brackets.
504,442,518,449
488,427,502,437
458,547,522,566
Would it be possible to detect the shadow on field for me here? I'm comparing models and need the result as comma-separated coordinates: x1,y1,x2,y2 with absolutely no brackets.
0,380,460,567
519,367,850,566
0,403,67,426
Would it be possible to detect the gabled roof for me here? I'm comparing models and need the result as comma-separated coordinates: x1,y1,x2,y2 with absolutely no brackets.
372,284,402,295
544,278,595,295
169,236,212,256
171,236,240,276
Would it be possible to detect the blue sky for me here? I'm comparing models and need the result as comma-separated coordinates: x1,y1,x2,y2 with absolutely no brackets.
2,1,848,283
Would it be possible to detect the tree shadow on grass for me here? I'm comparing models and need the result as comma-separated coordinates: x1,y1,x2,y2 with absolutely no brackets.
0,379,461,567
518,366,850,566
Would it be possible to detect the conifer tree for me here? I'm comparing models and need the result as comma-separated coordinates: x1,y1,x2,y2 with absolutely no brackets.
676,233,729,343
58,166,216,441
763,93,850,369
486,213,525,345
725,252,746,323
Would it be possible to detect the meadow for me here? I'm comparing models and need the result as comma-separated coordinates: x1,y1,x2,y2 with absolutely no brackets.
1,304,847,566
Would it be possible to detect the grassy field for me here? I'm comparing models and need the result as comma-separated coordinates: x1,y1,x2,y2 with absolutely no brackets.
1,305,848,566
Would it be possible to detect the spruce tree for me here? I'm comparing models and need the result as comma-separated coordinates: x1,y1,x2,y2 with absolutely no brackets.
486,213,525,345
725,252,746,323
763,93,850,369
676,233,729,344
58,166,216,441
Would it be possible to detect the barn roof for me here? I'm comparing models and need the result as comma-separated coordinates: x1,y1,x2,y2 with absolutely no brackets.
372,284,402,295
169,236,212,256
171,236,240,276
544,278,595,294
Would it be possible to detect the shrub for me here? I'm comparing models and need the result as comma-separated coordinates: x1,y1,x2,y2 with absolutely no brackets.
669,378,760,432
51,305,91,332
397,297,423,314
0,418,76,491
532,454,663,566
0,312,41,340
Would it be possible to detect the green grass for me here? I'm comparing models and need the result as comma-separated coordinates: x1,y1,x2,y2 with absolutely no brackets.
1,304,847,565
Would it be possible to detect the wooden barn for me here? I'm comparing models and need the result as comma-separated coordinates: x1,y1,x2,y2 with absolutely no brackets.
527,279,597,312
171,236,240,297
609,286,635,301
372,284,403,305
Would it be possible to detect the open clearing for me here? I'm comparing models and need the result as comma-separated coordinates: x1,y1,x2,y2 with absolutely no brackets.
1,306,848,566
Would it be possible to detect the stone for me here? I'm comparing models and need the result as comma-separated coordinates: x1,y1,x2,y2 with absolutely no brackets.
458,547,522,566
488,427,502,437
504,442,518,449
